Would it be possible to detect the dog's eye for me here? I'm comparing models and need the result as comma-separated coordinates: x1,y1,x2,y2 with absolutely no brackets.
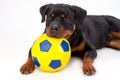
48,14,55,20
61,14,68,21
61,14,70,23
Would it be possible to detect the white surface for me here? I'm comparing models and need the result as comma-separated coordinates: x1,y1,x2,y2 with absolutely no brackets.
0,0,120,80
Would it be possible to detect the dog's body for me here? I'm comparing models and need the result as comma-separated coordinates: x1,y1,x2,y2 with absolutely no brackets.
20,4,120,76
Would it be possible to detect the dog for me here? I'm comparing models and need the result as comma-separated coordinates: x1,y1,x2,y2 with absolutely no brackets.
20,4,120,76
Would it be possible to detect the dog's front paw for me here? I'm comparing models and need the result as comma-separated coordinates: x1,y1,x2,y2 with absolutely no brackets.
82,63,96,76
20,58,35,74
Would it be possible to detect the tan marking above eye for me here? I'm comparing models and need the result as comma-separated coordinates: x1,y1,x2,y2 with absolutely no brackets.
51,13,55,17
61,14,65,18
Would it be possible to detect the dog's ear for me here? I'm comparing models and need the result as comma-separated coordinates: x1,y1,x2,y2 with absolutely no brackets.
40,4,52,23
71,6,87,24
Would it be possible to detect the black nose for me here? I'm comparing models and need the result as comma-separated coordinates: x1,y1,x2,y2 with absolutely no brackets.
50,25,59,33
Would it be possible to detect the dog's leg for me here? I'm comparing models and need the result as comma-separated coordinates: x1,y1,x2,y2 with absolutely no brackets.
111,32,120,39
82,50,97,76
108,39,120,50
20,48,35,74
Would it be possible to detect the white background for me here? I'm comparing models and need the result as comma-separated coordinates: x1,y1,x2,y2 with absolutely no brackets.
0,0,120,80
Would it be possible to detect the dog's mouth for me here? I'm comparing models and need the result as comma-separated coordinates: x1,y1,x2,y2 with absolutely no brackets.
46,33,70,39
45,26,73,39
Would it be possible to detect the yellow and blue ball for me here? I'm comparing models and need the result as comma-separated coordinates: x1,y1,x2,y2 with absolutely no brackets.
31,33,71,72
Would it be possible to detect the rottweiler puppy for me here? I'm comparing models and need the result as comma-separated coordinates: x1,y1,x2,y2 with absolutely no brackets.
20,4,120,76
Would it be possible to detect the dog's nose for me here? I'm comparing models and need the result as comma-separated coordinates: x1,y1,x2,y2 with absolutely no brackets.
50,25,59,33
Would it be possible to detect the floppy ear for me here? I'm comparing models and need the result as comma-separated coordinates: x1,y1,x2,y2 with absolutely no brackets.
40,4,52,23
72,6,87,24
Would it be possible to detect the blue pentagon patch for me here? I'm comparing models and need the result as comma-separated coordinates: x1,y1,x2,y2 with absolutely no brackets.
49,60,61,69
40,40,51,52
33,57,40,67
61,40,69,52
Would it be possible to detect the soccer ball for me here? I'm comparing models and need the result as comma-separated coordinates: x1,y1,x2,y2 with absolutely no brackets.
31,33,71,72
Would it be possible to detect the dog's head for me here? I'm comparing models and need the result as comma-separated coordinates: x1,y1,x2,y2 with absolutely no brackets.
40,4,87,38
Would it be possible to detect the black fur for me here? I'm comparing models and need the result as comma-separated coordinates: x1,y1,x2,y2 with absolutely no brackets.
40,4,120,60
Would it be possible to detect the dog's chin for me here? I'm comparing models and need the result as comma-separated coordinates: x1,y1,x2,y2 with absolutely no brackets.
46,33,70,39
